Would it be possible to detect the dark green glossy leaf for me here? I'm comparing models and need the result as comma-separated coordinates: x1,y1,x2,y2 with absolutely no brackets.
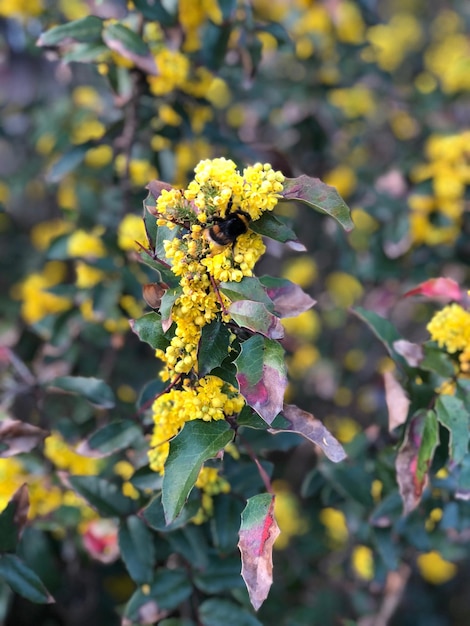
162,420,233,523
0,485,28,552
194,555,245,594
123,569,192,623
142,493,200,532
76,420,141,458
37,16,103,47
130,312,170,351
198,320,232,376
46,144,91,183
48,376,115,408
119,516,156,585
211,494,245,554
198,599,262,626
420,344,456,378
167,525,209,570
353,307,408,370
66,475,135,518
220,277,273,309
0,554,54,604
133,0,177,24
436,395,469,465
250,212,304,248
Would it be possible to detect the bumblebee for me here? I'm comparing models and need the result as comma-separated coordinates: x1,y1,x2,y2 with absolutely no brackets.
204,206,251,248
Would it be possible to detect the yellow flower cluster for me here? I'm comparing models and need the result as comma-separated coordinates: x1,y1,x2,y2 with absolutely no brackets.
0,454,95,521
44,432,102,476
149,375,245,474
427,303,470,372
424,10,470,94
148,158,283,475
15,261,73,325
155,158,284,381
409,131,470,246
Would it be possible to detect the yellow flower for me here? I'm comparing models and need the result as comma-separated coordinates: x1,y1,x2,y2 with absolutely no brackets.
319,507,349,546
71,118,105,145
84,145,113,168
117,214,148,251
323,165,357,199
44,432,102,476
326,272,363,308
417,551,457,585
352,545,374,581
30,219,72,251
273,480,308,549
68,229,106,258
282,256,317,288
75,261,105,288
15,261,72,324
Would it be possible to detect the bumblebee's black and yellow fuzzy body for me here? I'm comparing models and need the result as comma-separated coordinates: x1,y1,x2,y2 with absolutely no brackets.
204,209,251,248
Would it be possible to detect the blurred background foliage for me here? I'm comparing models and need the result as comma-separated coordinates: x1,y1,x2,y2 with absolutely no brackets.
1,0,470,624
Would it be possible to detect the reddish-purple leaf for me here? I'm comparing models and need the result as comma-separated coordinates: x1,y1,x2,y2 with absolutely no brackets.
235,336,287,424
261,277,316,318
272,404,346,462
383,370,410,432
228,300,284,339
281,175,354,232
403,277,463,302
0,419,48,458
238,493,280,611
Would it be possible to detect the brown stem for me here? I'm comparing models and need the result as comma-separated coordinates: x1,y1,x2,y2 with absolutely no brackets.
237,432,273,494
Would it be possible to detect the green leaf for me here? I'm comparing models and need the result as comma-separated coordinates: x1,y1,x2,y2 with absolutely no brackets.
211,494,245,554
0,485,29,552
250,212,304,248
118,516,156,585
235,335,287,424
0,554,54,604
199,598,262,626
353,307,408,370
102,23,157,75
416,410,439,482
160,287,182,325
198,321,232,376
281,175,354,232
167,526,209,570
142,494,200,532
228,300,284,339
123,569,192,624
162,420,234,524
48,376,115,409
194,555,245,594
76,420,141,458
62,42,108,63
37,16,103,47
220,277,273,309
133,0,177,24
130,312,170,351
66,475,135,518
436,395,469,465
46,144,91,183
420,344,456,378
